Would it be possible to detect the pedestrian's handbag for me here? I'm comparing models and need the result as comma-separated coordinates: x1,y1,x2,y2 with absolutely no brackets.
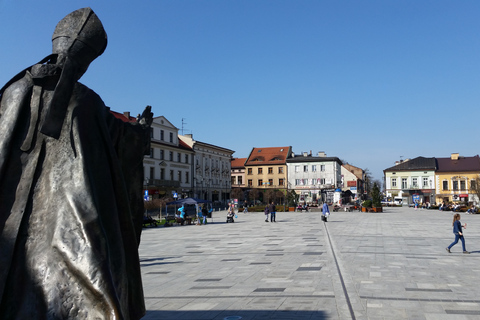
235,214,238,218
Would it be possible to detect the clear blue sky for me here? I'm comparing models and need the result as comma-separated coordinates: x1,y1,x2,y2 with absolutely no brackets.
1,1,479,182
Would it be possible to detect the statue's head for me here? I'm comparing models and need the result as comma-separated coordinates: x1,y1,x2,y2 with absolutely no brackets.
52,7,107,77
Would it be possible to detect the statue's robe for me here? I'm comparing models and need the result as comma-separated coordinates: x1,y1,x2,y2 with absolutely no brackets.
0,64,146,319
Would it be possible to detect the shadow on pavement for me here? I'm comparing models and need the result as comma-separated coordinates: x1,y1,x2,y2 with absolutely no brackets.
142,309,329,320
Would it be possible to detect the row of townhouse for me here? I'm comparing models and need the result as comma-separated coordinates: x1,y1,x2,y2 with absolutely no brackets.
231,147,366,204
117,112,235,203
384,153,480,205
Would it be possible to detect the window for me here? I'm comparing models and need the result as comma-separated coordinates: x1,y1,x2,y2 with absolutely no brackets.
392,178,397,187
295,179,301,186
453,180,458,191
401,178,407,189
169,132,173,143
160,130,164,140
185,172,189,183
185,154,189,164
268,167,273,174
258,179,263,186
412,178,418,188
169,151,173,161
279,178,284,186
231,177,235,185
149,167,154,180
247,168,252,175
295,166,300,172
278,167,284,174
160,168,165,180
258,168,263,174
149,148,154,158
471,180,477,190
312,165,317,172
177,153,181,162
303,165,308,172
320,165,325,172
178,171,181,182
460,180,466,191
170,170,174,181
443,181,448,191
268,179,273,186
238,176,242,185
160,149,164,160
320,178,325,185
423,177,428,187
248,179,253,186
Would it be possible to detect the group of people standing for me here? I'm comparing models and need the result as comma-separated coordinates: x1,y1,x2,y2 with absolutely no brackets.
264,202,277,222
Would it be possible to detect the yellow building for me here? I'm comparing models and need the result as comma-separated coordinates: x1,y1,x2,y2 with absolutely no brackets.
435,153,480,204
244,147,291,190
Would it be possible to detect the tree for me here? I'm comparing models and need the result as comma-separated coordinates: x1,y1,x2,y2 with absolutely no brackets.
249,188,259,204
371,182,382,207
276,190,285,204
264,189,275,203
471,175,480,205
231,188,244,201
286,189,298,207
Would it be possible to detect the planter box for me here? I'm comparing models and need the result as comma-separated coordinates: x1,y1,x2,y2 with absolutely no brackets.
289,207,295,212
361,207,368,212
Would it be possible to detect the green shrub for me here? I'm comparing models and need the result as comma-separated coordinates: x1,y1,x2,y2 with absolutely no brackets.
363,200,372,208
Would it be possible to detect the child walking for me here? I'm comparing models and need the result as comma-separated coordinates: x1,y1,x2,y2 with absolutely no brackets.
446,213,469,254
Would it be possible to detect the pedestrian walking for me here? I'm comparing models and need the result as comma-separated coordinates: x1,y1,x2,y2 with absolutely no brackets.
322,202,330,222
269,202,276,222
446,213,469,254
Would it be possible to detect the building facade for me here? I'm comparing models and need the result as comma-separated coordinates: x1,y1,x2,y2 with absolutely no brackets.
144,116,194,199
435,154,480,205
383,157,436,205
341,163,365,201
231,157,247,189
244,147,291,190
180,134,234,203
287,151,343,204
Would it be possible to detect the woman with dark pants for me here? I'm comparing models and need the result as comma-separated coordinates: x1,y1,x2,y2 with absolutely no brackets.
446,213,469,254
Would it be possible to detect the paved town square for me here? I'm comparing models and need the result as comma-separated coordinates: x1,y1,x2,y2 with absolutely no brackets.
139,207,480,320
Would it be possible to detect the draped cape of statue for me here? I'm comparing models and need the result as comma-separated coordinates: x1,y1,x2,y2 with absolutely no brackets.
0,7,149,320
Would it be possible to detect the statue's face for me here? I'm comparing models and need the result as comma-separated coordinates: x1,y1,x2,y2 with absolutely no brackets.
52,37,94,79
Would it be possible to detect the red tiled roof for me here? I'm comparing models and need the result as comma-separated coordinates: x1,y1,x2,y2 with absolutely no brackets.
245,147,291,166
179,139,193,151
109,110,136,123
231,158,247,168
436,155,480,172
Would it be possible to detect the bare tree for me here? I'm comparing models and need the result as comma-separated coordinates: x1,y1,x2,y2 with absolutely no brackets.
231,188,244,201
249,188,259,204
264,189,275,203
471,175,480,205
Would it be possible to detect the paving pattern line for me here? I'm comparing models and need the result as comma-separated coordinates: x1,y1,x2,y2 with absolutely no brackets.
323,219,356,320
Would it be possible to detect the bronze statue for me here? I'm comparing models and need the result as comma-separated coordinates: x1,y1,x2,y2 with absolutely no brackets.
0,8,151,319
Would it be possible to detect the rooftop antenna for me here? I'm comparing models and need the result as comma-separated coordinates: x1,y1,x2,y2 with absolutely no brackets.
181,118,187,135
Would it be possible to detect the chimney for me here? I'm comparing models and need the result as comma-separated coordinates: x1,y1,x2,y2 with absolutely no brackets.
291,152,295,157
123,111,130,119
185,134,193,138
451,153,459,160
318,151,326,157
303,152,308,157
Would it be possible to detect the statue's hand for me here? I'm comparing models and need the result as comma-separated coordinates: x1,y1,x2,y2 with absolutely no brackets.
138,105,153,127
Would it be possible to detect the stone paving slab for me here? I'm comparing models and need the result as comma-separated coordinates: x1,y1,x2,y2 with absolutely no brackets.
139,207,480,319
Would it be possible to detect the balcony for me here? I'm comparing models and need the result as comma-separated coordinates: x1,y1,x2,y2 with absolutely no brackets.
145,179,180,188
